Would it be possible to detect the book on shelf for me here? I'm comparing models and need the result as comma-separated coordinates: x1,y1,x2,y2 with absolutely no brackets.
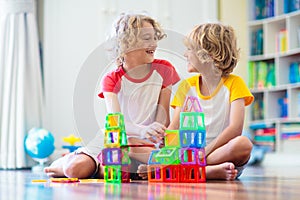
282,133,300,139
278,97,288,118
257,61,268,89
255,128,276,135
276,29,287,53
281,123,300,140
250,29,263,55
252,97,264,121
289,62,300,83
266,62,275,87
249,123,275,130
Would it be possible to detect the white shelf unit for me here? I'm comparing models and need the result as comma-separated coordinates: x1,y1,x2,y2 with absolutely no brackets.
247,0,300,154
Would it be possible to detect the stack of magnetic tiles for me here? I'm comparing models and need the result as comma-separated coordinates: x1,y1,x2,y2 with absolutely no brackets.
98,112,131,183
147,96,207,183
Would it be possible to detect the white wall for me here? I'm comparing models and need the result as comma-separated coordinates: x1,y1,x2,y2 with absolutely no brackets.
40,0,218,153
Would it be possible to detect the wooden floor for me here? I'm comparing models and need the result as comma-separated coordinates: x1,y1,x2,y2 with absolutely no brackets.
1,164,300,200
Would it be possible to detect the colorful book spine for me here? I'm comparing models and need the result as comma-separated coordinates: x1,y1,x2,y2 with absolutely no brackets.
266,62,276,87
251,29,264,55
281,123,300,139
276,29,287,53
289,62,300,83
257,61,268,89
248,61,256,89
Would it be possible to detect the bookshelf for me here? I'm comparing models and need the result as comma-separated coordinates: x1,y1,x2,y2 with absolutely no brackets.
247,0,300,157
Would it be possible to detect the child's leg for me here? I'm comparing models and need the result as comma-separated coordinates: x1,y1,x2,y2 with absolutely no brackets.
62,153,100,178
44,152,102,179
45,134,104,179
206,136,252,167
44,154,67,177
205,136,252,180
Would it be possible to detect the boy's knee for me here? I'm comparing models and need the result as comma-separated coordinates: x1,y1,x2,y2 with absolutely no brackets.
239,136,253,153
63,154,96,178
63,164,78,178
230,136,252,157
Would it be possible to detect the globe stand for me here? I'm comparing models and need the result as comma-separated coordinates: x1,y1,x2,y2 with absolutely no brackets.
32,158,49,173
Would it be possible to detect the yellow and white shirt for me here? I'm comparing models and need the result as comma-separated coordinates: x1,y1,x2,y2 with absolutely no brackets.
171,74,254,144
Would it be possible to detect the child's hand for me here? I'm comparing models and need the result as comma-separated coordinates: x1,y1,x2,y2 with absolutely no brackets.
142,122,166,144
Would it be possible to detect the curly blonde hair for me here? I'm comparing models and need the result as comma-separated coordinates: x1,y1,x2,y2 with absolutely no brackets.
184,23,240,77
108,12,166,64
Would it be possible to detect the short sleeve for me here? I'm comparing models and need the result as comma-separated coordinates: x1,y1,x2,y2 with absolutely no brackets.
98,70,122,98
230,76,254,106
153,59,180,88
170,79,191,108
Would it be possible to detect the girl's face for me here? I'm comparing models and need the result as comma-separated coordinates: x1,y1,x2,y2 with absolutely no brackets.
124,21,158,65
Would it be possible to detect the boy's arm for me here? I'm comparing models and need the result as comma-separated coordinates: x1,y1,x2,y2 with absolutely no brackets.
205,98,245,157
167,106,181,130
155,85,172,127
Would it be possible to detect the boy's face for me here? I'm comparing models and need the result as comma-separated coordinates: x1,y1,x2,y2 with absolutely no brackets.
184,48,201,73
124,21,157,65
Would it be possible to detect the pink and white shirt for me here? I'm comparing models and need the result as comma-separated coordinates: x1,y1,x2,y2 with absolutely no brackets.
99,59,180,138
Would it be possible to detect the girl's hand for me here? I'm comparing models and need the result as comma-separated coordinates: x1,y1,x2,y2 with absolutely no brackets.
142,122,166,144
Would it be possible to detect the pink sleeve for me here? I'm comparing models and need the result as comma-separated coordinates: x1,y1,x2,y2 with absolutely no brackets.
98,71,121,98
153,60,181,88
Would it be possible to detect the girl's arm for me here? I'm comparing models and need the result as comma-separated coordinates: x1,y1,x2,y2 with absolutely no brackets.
205,98,245,157
155,85,172,127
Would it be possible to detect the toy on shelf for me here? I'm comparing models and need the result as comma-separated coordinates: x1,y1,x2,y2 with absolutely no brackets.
147,96,207,183
62,134,82,153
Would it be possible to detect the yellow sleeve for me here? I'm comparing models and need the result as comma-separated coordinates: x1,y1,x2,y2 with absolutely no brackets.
171,79,192,108
230,76,254,106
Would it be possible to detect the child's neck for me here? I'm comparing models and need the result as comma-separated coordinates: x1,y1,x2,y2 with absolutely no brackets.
123,63,151,79
200,74,222,96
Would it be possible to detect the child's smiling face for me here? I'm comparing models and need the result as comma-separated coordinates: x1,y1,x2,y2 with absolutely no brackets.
125,21,158,65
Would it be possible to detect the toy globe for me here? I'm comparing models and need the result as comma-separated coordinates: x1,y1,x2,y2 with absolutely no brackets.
24,127,55,171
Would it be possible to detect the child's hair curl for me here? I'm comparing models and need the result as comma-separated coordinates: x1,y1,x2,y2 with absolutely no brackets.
184,23,240,77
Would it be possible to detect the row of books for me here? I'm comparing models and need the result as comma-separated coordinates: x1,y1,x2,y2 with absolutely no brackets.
253,0,300,20
284,0,300,14
250,29,263,55
248,61,275,89
254,0,274,20
252,126,276,152
251,95,289,120
281,123,300,139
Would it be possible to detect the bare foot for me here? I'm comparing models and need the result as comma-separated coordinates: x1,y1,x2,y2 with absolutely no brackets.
44,157,66,178
206,162,238,181
137,164,148,179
